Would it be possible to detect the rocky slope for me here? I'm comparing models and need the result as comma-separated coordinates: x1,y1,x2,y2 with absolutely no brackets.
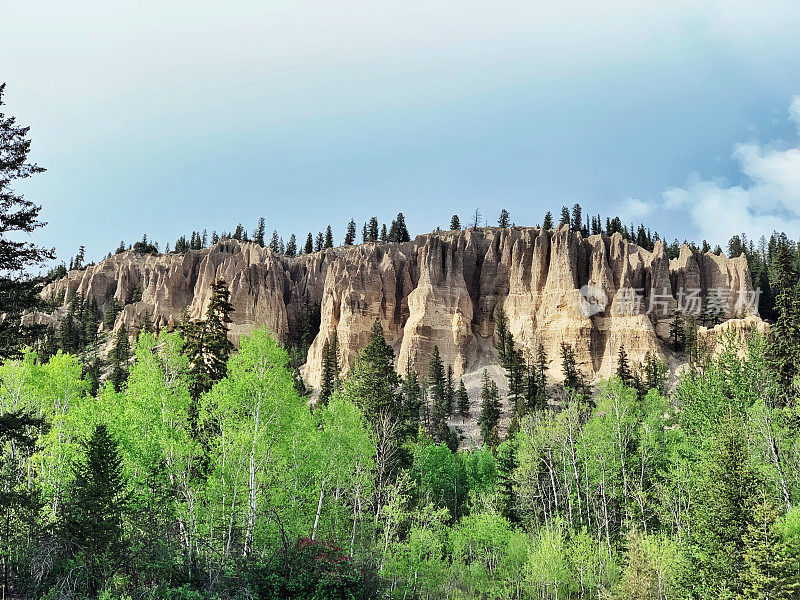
42,226,761,389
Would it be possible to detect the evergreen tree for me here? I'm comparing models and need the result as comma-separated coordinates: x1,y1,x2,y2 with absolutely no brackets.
362,223,368,243
401,359,423,433
616,346,633,386
428,346,448,436
282,233,295,257
450,214,461,230
498,209,510,229
542,211,553,230
109,324,130,392
494,304,510,366
342,319,401,424
269,230,281,253
368,217,379,241
344,219,356,245
669,310,685,351
324,225,334,249
63,424,127,597
0,84,55,357
315,231,324,252
560,342,587,397
393,212,410,242
571,203,582,231
456,379,469,418
478,370,501,447
318,330,340,406
202,280,234,384
496,439,519,523
380,223,388,242
304,232,314,254
254,217,266,246
741,493,799,599
766,244,800,403
677,413,795,599
559,206,571,226
445,365,455,417
181,280,234,400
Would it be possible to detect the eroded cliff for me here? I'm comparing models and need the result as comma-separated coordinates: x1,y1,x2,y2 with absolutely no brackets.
42,226,760,388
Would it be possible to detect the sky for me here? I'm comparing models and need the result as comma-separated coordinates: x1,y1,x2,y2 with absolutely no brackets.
3,0,800,265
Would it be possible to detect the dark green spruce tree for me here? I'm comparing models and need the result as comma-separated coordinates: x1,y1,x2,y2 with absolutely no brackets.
0,84,55,357
318,330,339,406
344,219,356,245
62,424,127,598
765,244,800,404
498,209,510,228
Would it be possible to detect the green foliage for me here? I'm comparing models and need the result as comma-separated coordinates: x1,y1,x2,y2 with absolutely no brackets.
478,370,500,447
62,424,127,597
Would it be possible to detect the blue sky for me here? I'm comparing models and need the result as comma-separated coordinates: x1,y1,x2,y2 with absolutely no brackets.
3,1,800,265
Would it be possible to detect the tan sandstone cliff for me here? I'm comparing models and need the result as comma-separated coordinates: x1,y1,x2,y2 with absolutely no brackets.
41,226,761,388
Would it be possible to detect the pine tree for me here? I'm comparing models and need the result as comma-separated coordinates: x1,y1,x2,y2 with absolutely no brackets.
494,304,510,366
677,412,777,599
741,493,799,599
498,209,510,229
181,280,234,400
616,346,633,386
445,365,455,417
560,342,587,397
368,217,379,241
559,206,571,226
343,319,401,424
669,310,685,351
344,219,356,245
478,370,501,447
496,439,519,522
324,225,334,248
315,231,324,252
393,212,410,242
380,223,388,242
0,84,55,356
318,330,340,406
571,203,582,231
542,211,553,230
63,424,127,597
269,230,281,253
304,232,314,254
450,214,461,230
203,280,234,383
456,379,469,418
766,244,800,404
401,359,423,433
428,346,447,435
254,217,266,246
109,324,130,392
286,234,297,257
362,223,368,243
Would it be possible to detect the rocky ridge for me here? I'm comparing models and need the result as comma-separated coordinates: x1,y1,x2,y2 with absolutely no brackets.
42,226,761,389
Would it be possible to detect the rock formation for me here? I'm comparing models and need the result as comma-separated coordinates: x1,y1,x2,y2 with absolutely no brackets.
41,226,761,388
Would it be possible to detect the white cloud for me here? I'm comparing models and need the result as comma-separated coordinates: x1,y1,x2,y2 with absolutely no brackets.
618,197,655,221
661,97,800,244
